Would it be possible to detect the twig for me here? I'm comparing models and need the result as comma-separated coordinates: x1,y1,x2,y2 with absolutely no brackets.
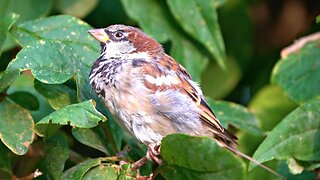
132,156,149,171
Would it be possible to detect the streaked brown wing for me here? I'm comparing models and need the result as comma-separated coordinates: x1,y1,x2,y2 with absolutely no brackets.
138,54,237,143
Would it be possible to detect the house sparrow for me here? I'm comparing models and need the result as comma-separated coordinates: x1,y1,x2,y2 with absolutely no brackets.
88,25,280,177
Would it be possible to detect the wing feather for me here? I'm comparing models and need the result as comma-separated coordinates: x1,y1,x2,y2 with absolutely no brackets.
138,54,237,143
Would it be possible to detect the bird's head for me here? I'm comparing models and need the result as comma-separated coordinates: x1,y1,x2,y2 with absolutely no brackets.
88,25,164,58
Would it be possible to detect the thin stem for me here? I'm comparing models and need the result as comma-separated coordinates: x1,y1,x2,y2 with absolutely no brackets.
132,156,149,171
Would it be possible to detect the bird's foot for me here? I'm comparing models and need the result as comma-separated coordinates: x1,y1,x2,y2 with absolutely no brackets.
132,143,163,171
146,143,163,165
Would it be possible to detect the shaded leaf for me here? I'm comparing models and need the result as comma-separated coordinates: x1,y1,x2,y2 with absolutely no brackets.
167,0,226,67
61,158,100,180
121,0,208,81
7,73,54,123
0,0,53,23
218,0,253,70
121,0,170,42
85,0,132,27
0,142,12,175
202,58,241,99
0,98,34,155
45,134,69,179
72,127,111,155
55,0,98,18
277,161,316,180
207,99,263,136
272,41,320,103
250,98,320,170
36,100,106,136
249,85,297,131
8,91,39,110
160,134,245,179
0,0,53,51
0,13,19,55
170,36,208,82
82,165,118,179
34,80,77,110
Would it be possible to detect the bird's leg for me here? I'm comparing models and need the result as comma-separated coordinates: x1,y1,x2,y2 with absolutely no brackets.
132,142,163,171
146,142,163,165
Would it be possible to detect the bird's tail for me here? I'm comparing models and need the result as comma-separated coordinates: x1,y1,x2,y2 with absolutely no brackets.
213,128,283,179
223,143,283,178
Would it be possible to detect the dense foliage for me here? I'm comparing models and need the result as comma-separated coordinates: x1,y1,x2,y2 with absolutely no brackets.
0,0,319,179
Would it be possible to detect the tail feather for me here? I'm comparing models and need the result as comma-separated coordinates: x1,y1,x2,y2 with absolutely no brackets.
224,144,283,179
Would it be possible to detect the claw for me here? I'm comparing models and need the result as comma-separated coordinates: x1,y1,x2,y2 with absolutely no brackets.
146,143,163,165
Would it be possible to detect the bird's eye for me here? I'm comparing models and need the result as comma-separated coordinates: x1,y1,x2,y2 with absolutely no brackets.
114,31,124,38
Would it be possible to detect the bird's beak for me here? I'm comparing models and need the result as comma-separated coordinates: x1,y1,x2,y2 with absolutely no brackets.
88,29,110,43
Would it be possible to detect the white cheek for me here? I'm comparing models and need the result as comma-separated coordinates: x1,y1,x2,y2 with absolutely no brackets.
103,41,136,58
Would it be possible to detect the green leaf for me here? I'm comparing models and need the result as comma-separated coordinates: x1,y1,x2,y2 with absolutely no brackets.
34,80,77,110
118,164,136,179
170,36,209,82
160,165,235,179
11,15,97,49
0,0,53,23
121,0,170,42
45,134,69,179
0,13,19,55
0,40,75,92
36,100,106,136
121,0,208,81
82,165,119,179
316,15,320,23
7,73,54,123
8,91,39,110
55,0,98,18
1,15,99,101
72,127,111,155
249,98,320,170
167,0,226,68
249,85,297,131
0,98,35,155
272,41,320,103
61,158,101,179
207,99,263,136
202,58,241,99
4,14,124,151
0,0,53,51
160,134,245,179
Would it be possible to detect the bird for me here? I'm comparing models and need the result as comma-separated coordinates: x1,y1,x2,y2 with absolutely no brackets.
88,24,281,177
